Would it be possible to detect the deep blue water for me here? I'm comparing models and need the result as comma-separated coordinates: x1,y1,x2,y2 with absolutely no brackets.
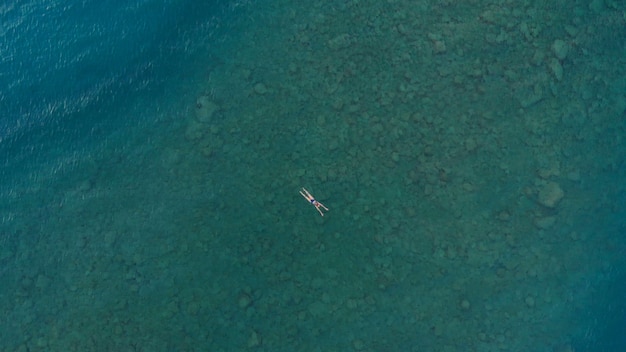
5,1,162,131
1,0,227,179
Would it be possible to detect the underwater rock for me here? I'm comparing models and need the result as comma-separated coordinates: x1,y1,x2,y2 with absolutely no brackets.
534,215,556,229
537,182,564,208
549,59,563,81
195,95,218,122
552,39,569,60
253,82,267,95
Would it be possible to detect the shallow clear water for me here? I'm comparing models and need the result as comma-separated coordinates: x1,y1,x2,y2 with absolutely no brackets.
1,0,625,351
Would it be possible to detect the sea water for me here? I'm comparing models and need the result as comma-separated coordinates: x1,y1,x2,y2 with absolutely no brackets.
1,0,240,348
1,0,625,351
1,0,225,183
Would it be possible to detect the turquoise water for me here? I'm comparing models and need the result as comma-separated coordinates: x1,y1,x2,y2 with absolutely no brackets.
1,0,625,351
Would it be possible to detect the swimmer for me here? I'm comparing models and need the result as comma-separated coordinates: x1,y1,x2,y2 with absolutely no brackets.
300,187,329,216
